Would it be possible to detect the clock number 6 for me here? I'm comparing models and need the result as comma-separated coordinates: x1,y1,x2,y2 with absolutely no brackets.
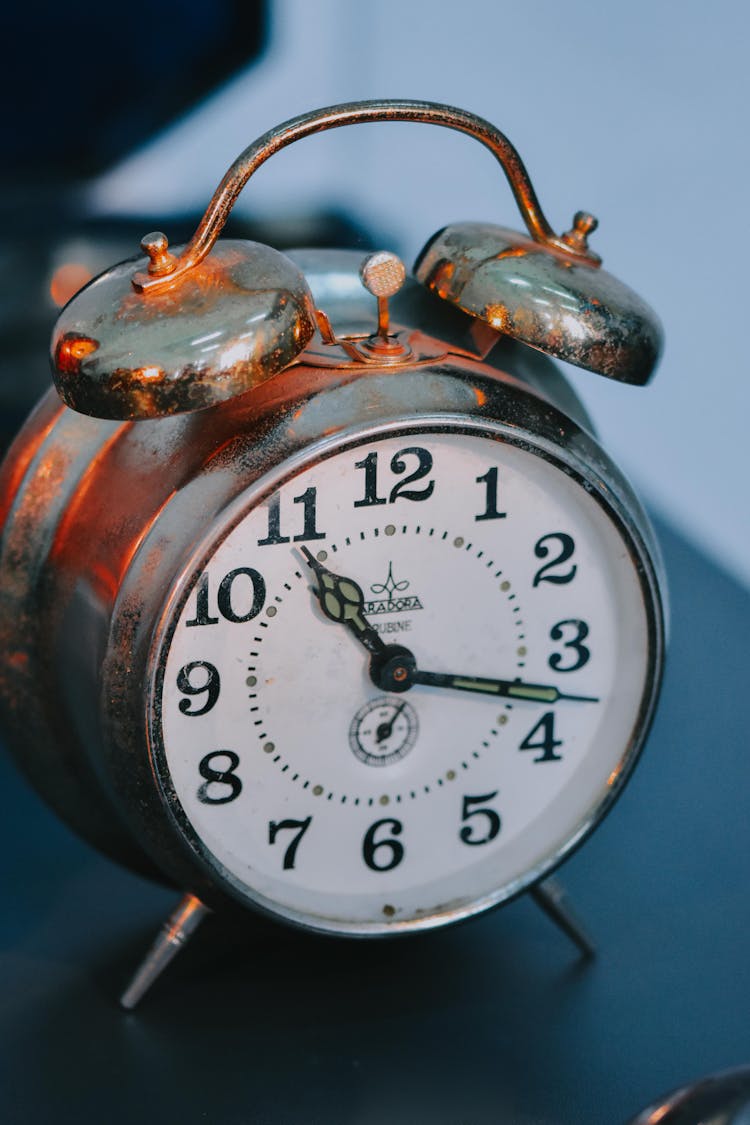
459,792,501,846
362,818,404,871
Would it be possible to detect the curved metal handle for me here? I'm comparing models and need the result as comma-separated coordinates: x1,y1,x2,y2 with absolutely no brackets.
133,99,599,293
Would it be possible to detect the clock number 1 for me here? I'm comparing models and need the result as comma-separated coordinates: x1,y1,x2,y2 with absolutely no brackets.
475,467,507,521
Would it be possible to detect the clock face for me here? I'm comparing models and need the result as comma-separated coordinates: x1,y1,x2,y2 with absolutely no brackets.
151,423,657,933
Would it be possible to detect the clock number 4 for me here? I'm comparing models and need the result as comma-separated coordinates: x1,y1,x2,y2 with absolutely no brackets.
269,816,312,870
519,712,563,763
186,568,266,627
354,447,435,507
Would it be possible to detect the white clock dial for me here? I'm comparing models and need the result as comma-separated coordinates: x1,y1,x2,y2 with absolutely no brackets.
153,425,654,933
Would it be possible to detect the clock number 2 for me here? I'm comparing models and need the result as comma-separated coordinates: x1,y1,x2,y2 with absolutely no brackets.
533,533,577,586
354,447,435,507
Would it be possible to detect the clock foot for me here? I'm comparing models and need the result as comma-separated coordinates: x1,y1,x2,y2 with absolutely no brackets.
120,893,210,1010
530,877,596,958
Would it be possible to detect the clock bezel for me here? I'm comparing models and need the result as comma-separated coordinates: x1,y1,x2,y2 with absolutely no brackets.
104,364,665,934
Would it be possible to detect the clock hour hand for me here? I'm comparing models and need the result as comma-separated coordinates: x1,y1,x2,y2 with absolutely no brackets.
411,669,599,704
300,547,386,656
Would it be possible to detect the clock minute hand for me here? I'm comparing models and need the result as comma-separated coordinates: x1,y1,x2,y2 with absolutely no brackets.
411,669,599,704
300,547,386,656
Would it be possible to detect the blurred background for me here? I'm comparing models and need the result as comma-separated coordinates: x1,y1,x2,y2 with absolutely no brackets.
3,0,748,589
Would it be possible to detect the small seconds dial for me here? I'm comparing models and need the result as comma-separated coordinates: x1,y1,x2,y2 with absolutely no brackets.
155,426,650,933
349,697,419,767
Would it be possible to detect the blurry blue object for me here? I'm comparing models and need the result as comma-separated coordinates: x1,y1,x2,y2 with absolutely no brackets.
4,1,268,179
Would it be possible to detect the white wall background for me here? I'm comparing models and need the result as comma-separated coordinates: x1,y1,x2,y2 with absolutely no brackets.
91,0,750,587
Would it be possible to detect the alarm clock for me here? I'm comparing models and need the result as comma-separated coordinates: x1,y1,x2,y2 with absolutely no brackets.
0,100,665,1008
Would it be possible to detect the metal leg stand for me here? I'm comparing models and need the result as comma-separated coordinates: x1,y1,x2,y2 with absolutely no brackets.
530,876,596,959
120,893,211,1010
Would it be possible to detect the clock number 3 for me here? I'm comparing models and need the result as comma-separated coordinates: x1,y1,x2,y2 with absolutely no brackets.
548,619,591,672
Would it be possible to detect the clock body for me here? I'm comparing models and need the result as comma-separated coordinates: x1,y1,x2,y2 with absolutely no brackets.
0,254,665,933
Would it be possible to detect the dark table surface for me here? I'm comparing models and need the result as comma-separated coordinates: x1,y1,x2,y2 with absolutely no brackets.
2,518,748,1125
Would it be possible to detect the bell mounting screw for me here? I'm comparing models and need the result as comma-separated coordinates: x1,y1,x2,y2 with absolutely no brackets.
359,251,407,353
561,211,599,256
141,231,177,277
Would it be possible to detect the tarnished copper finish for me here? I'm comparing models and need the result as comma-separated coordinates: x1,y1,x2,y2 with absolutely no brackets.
415,222,663,385
131,99,600,295
51,240,316,419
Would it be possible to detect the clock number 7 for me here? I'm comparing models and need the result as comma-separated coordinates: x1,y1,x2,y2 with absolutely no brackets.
268,816,313,869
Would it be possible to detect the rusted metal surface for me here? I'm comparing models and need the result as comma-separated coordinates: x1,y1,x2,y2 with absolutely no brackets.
130,100,600,296
51,240,316,419
0,254,606,895
415,222,663,385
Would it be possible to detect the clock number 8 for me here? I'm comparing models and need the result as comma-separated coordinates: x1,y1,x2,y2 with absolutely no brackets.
197,751,242,805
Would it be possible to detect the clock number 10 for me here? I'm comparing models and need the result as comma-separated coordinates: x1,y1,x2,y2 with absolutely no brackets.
186,568,266,627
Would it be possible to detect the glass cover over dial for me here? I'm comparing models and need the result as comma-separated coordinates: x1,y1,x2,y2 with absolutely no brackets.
152,425,654,933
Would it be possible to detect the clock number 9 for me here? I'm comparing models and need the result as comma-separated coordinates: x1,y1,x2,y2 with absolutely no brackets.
177,661,220,716
362,818,404,871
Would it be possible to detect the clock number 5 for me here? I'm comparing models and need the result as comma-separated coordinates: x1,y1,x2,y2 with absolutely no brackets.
459,792,501,845
268,816,312,870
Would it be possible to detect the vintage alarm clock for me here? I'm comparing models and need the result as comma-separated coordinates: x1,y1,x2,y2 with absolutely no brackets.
0,100,665,1008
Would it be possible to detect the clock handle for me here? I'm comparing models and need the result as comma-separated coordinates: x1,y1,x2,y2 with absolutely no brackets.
132,98,600,293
